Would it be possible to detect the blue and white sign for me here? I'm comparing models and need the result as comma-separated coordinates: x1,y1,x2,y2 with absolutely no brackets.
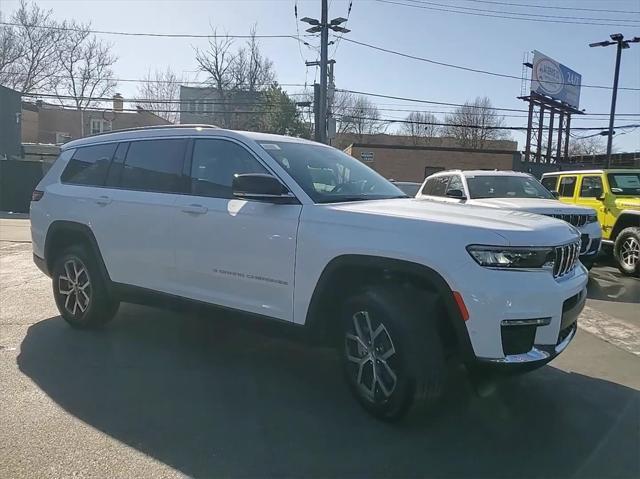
531,51,582,109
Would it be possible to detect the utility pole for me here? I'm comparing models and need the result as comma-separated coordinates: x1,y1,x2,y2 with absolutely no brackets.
589,34,640,168
301,4,350,144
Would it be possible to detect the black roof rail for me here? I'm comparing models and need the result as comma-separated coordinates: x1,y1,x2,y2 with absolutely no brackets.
86,123,220,138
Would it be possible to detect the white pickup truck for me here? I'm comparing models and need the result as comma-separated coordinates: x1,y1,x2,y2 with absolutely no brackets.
415,170,602,269
30,126,587,420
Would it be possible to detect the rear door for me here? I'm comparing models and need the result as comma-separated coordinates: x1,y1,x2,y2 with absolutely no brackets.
90,138,188,293
557,175,578,206
172,137,301,321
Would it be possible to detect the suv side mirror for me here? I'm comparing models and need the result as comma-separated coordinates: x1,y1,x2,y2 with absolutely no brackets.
232,174,297,204
550,190,560,199
446,189,466,199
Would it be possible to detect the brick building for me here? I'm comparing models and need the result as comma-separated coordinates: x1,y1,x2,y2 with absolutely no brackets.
344,139,520,182
21,94,170,145
179,86,263,129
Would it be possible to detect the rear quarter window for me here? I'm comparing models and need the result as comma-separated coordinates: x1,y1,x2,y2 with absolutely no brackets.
541,176,558,192
60,143,117,186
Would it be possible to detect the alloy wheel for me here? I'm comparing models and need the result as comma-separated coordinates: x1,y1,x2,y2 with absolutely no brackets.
345,310,398,403
58,258,91,316
621,237,640,269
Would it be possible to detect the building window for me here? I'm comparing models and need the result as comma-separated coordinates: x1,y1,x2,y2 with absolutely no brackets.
90,119,112,135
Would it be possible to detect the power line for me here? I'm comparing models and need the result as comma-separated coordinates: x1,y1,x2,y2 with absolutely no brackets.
375,0,640,27
402,0,640,24
339,37,640,91
0,21,309,40
458,0,640,15
1,70,306,87
335,88,640,116
334,113,639,131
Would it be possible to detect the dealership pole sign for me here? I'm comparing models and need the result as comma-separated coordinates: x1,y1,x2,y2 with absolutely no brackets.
531,51,582,109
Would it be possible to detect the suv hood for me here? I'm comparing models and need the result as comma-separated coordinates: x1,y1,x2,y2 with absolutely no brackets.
614,197,640,210
329,198,580,246
468,197,595,215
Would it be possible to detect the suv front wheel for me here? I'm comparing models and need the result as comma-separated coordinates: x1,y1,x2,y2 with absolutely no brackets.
340,285,445,421
614,227,640,277
52,245,119,328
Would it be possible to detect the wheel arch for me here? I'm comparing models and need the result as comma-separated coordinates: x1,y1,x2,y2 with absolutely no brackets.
304,254,474,361
44,221,112,283
612,211,640,240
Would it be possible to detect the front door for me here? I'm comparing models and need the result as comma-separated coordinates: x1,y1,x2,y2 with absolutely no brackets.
577,175,607,228
172,138,301,322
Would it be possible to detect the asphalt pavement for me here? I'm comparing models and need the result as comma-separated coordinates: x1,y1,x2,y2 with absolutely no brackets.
1,232,639,478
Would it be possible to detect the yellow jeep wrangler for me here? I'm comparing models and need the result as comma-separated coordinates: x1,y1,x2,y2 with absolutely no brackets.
541,169,640,276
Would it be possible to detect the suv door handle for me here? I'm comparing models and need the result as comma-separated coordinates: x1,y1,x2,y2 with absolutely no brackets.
95,195,112,205
181,204,208,215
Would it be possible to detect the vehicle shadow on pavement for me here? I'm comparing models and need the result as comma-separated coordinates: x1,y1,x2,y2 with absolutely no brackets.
18,305,640,479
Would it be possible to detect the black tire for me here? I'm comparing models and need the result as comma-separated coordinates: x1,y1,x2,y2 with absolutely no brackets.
339,285,445,421
51,244,119,328
613,227,640,277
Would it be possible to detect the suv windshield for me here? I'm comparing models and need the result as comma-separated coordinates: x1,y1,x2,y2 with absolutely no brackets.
466,175,554,200
258,141,406,203
607,172,640,195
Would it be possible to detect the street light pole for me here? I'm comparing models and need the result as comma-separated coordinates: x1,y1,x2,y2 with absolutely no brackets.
319,0,328,144
589,34,640,169
300,6,350,144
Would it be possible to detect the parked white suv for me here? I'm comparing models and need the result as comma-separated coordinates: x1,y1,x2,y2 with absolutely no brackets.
31,126,587,420
416,170,602,268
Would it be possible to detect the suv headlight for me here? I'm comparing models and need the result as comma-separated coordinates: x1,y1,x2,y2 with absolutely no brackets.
587,213,598,224
466,245,555,269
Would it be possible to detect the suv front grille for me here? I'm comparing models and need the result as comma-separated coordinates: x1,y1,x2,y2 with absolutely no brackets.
553,241,580,278
545,213,589,227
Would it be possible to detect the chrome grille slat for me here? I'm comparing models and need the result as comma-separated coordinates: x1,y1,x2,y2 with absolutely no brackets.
553,240,580,279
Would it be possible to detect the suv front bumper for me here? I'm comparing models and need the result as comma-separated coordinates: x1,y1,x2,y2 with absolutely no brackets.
449,260,588,366
477,287,585,367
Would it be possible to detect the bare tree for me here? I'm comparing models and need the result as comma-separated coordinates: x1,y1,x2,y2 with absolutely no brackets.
443,96,509,149
337,95,382,138
136,67,183,123
194,26,275,128
0,24,24,83
195,28,236,93
401,111,440,145
0,0,64,93
53,21,117,110
569,135,607,157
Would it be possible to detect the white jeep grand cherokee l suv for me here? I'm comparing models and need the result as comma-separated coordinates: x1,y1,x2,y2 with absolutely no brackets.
416,170,602,269
31,126,587,420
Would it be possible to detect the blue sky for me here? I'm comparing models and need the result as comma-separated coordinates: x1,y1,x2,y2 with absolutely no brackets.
2,0,639,151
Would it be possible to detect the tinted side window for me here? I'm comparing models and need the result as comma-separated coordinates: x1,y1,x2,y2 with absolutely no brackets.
541,176,557,191
105,142,129,187
421,178,436,195
120,139,187,193
190,139,267,199
61,143,116,186
580,176,603,198
558,176,577,197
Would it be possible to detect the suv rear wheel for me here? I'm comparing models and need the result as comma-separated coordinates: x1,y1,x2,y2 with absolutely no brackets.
340,285,445,421
614,227,640,277
52,245,119,328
